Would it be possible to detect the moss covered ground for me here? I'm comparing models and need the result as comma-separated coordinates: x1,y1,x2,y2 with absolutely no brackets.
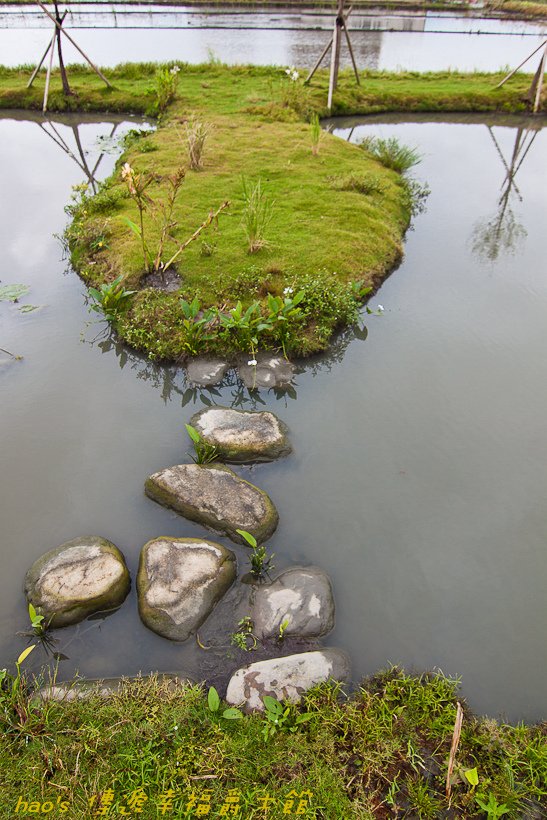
0,669,545,818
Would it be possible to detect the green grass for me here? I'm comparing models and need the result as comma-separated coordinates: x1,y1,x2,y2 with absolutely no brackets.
0,668,544,819
2,61,541,359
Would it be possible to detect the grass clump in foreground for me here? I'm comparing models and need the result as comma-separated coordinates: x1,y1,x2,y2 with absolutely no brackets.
0,667,545,818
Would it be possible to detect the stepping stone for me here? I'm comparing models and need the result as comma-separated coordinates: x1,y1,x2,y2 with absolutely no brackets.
145,463,278,544
24,537,130,628
225,649,351,712
250,567,335,639
137,537,236,641
37,674,192,702
186,357,230,387
190,406,291,463
237,353,294,389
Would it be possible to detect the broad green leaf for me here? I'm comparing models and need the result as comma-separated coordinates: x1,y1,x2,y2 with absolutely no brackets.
0,284,30,302
295,712,314,724
222,708,243,720
185,424,201,445
464,767,479,787
236,529,257,549
123,216,142,237
28,603,37,622
17,645,36,666
207,686,220,712
262,695,283,715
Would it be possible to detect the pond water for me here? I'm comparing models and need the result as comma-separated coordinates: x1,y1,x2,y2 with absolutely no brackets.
0,4,545,71
1,110,546,723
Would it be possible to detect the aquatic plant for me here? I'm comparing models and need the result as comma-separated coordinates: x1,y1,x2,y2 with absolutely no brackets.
230,617,258,652
360,136,421,174
220,300,271,357
88,275,136,321
266,289,305,358
185,422,218,465
236,529,275,580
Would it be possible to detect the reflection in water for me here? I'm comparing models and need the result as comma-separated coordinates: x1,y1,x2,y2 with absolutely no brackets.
39,119,120,193
86,318,373,408
470,124,540,263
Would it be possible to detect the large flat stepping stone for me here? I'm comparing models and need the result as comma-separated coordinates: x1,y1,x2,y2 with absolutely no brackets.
251,567,335,639
137,537,236,641
225,649,351,712
186,357,230,387
190,406,291,463
37,674,192,702
24,537,130,628
145,463,278,544
237,353,294,389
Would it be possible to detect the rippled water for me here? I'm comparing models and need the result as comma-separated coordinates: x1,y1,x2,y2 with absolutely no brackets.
1,110,546,721
0,5,545,71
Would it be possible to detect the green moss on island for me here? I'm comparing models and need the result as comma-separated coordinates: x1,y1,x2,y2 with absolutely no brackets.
2,62,542,359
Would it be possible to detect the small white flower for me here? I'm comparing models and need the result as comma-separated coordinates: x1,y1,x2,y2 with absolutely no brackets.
248,359,258,367
291,70,299,82
283,287,294,296
173,724,179,731
377,304,384,312
170,65,180,75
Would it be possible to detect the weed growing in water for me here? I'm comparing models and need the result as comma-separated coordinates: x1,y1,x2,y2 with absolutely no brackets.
241,177,274,253
360,135,421,174
236,529,275,580
88,275,136,321
185,422,219,464
230,617,258,651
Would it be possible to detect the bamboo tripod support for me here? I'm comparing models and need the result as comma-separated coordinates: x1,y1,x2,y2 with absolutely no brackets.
496,39,547,114
29,1,112,113
305,0,360,111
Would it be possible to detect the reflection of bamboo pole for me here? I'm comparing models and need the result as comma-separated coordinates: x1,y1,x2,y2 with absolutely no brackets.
36,2,112,88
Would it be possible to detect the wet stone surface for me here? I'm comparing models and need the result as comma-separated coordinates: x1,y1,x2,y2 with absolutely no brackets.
190,406,291,463
237,353,295,389
250,567,335,639
225,649,351,712
137,537,236,641
145,463,279,544
24,536,130,628
186,357,231,387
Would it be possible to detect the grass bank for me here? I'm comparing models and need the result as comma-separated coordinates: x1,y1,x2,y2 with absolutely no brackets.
0,668,545,818
1,62,542,359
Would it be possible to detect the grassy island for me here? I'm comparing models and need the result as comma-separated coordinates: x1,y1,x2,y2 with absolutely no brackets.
1,62,541,361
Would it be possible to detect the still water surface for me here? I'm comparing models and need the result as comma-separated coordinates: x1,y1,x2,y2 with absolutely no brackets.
0,111,546,721
0,5,545,71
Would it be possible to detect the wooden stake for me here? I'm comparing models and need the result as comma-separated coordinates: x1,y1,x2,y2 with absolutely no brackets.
28,32,54,89
496,39,546,88
327,0,344,110
54,2,71,96
42,22,56,114
532,43,547,113
36,2,112,88
342,19,360,85
305,36,333,85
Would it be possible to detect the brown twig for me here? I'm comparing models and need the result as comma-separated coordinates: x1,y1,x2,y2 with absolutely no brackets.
446,701,463,800
163,201,230,272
